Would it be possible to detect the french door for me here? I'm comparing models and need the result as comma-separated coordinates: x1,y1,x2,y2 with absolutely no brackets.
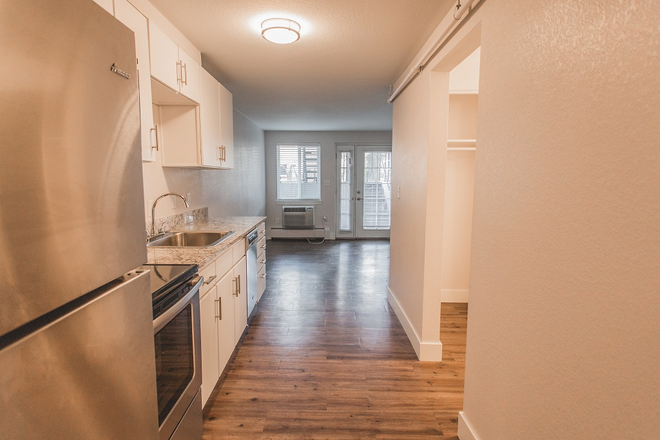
336,145,392,238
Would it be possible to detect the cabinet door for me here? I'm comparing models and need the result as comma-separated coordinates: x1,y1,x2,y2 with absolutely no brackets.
233,256,247,344
216,271,235,374
200,286,219,406
178,48,201,103
218,82,234,169
148,21,179,92
114,0,156,162
199,69,221,168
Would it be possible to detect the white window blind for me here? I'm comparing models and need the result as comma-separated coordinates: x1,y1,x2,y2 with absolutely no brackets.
277,144,321,200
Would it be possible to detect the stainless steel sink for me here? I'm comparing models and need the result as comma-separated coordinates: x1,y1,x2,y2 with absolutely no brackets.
147,231,235,247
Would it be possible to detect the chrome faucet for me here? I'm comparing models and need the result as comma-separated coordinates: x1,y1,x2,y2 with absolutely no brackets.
150,193,190,238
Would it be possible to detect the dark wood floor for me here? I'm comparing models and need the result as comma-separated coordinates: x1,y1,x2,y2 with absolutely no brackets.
203,240,467,439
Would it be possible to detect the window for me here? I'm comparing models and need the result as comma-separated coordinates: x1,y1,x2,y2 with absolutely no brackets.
277,144,321,201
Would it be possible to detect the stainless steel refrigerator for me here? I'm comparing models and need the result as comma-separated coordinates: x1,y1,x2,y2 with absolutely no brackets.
0,0,158,438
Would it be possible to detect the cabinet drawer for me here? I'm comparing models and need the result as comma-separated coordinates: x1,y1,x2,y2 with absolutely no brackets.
199,262,217,296
257,222,265,240
257,237,266,259
215,248,233,279
232,239,246,265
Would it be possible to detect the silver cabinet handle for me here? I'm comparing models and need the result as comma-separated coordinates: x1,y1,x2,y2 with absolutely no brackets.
176,61,182,82
215,297,222,320
237,274,241,294
182,62,188,85
261,244,267,249
260,272,266,279
150,126,159,151
204,275,217,285
260,258,266,264
214,298,219,320
232,277,238,296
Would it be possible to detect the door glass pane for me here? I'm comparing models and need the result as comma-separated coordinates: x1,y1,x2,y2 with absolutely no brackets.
339,151,352,232
154,304,194,426
362,151,392,230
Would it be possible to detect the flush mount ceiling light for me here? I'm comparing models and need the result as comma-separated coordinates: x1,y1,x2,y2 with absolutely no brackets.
261,18,301,44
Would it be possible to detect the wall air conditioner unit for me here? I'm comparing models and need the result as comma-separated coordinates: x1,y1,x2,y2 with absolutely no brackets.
282,206,315,229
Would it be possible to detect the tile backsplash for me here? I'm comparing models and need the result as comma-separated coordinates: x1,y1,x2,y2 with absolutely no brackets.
148,207,208,234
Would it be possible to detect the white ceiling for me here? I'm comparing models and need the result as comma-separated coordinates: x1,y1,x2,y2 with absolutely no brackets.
148,0,455,131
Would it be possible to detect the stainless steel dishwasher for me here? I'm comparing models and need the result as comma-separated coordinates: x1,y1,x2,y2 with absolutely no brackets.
246,228,259,317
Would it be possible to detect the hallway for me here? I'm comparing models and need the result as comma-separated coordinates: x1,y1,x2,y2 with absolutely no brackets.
203,240,467,439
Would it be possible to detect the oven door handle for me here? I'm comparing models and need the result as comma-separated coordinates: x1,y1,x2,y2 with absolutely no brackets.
153,275,203,332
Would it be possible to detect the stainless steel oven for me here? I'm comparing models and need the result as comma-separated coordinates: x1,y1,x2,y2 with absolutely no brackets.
147,264,204,440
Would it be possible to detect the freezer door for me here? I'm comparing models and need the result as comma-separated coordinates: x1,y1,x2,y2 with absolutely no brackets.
0,0,147,334
0,270,158,439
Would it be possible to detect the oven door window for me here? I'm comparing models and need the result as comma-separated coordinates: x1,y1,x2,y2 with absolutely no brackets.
154,303,194,426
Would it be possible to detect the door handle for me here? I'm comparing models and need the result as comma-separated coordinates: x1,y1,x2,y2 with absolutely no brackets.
357,197,362,201
150,127,159,151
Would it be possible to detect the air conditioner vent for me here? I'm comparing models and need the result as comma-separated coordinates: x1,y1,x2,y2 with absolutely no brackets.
282,206,314,229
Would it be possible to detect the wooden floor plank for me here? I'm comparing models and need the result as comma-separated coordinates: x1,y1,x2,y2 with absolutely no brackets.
203,240,467,439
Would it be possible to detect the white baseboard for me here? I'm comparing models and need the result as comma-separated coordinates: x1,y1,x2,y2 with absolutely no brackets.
458,412,480,440
387,287,443,362
268,228,335,240
441,289,469,303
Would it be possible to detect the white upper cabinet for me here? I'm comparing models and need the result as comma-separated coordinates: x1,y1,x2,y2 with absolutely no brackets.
198,68,234,169
149,21,200,103
177,48,201,103
149,22,180,92
218,82,234,169
114,0,157,162
200,68,221,167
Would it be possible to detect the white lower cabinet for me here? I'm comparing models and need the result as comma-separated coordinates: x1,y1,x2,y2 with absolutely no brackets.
216,272,235,378
200,284,219,404
199,240,248,407
232,256,247,345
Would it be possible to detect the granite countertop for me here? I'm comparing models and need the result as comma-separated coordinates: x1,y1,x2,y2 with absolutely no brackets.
146,216,266,268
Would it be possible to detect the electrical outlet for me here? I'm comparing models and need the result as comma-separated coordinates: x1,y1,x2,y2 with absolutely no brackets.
275,217,280,224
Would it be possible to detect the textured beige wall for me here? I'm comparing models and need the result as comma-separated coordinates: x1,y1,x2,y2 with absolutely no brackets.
390,74,432,339
142,109,265,222
457,0,660,438
441,150,475,295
